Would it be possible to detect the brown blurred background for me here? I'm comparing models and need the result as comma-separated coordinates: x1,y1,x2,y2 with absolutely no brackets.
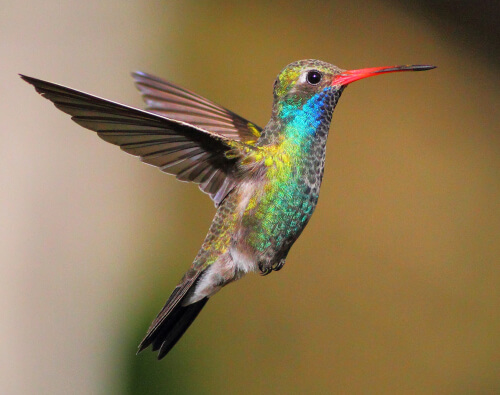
1,1,499,394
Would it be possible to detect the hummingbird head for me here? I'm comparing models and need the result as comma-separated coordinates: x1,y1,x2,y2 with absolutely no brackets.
264,59,435,144
272,59,344,104
272,59,436,113
269,60,346,142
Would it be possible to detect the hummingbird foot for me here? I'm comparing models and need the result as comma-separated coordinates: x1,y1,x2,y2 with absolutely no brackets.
258,262,272,276
258,258,286,276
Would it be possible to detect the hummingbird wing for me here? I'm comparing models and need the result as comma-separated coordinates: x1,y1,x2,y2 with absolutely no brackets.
132,71,262,143
21,75,251,205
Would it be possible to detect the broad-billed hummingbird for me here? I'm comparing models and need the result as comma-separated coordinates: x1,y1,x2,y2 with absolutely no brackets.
21,59,435,359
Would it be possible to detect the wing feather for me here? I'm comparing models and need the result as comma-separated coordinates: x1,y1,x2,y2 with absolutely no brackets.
132,71,262,142
21,74,252,205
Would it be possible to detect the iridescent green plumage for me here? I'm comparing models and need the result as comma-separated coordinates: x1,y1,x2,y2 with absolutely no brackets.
22,59,435,359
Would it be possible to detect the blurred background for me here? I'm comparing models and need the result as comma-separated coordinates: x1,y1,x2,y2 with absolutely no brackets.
1,1,499,394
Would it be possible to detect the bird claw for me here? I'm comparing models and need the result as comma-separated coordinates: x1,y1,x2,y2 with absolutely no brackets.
258,262,272,276
272,259,285,271
258,259,285,275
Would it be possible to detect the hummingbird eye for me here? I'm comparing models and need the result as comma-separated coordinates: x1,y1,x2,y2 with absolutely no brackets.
306,70,322,85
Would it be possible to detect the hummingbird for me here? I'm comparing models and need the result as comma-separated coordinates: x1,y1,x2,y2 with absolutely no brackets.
21,59,435,359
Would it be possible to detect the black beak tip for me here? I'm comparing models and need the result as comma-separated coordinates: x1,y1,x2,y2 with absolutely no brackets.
412,64,437,71
373,64,437,74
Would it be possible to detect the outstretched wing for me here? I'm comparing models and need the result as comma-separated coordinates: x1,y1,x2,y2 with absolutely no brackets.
21,75,249,205
132,71,262,143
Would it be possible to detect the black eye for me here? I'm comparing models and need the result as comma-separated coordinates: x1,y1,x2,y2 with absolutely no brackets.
306,70,322,85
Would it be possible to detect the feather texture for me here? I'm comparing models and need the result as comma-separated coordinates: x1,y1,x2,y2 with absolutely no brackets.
20,74,253,205
132,71,262,143
137,268,206,359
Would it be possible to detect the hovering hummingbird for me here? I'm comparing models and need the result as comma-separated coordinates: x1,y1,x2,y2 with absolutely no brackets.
21,59,435,359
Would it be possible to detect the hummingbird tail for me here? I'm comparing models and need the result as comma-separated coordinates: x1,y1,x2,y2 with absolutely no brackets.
137,267,209,359
152,298,208,359
138,297,208,359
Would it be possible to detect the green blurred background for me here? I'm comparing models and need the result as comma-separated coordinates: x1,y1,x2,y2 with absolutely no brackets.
1,1,499,394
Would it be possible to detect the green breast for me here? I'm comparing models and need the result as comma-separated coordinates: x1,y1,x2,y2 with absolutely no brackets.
242,159,317,254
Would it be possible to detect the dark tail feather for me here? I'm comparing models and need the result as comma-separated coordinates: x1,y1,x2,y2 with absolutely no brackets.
138,298,208,359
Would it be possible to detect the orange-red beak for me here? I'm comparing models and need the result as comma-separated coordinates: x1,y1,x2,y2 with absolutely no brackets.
333,64,436,86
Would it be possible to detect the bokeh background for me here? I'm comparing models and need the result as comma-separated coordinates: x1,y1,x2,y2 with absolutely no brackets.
1,1,499,394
